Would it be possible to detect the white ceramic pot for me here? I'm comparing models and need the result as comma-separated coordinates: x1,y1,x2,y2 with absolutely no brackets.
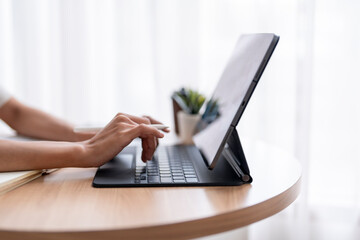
177,111,201,145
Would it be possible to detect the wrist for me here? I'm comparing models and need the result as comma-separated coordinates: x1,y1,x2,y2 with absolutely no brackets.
66,141,89,167
75,140,99,168
73,131,96,142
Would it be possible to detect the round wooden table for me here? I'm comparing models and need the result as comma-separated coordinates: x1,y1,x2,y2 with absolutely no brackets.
0,139,301,240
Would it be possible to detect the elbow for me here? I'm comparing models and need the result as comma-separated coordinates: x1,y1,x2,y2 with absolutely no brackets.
0,98,24,131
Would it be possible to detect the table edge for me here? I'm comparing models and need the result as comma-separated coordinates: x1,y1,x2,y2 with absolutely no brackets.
0,176,301,240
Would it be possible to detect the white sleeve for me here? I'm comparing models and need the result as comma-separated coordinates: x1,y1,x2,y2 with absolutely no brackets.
0,87,12,108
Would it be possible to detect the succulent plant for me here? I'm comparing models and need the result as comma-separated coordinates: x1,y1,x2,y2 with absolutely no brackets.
172,88,206,115
202,98,220,123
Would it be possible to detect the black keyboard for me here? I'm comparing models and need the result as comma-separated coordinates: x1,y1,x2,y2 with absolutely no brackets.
134,146,199,184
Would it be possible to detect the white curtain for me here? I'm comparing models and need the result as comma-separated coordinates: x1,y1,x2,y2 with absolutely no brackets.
0,0,359,237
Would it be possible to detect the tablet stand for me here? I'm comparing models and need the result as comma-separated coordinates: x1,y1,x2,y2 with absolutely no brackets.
222,128,252,183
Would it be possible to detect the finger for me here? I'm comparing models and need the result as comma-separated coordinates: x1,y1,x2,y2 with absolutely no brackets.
143,115,161,124
147,136,156,160
141,138,147,162
113,113,133,124
101,121,133,136
140,136,156,162
99,114,134,134
163,128,170,133
143,116,170,133
122,113,151,125
155,136,159,147
149,136,157,159
130,124,164,139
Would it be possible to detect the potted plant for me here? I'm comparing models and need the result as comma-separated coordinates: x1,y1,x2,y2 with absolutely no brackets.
172,88,206,144
196,98,220,133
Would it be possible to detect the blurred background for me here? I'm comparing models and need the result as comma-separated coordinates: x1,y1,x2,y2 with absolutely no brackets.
0,0,359,239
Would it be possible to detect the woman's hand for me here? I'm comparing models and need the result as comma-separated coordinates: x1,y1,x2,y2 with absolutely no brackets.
80,113,166,167
143,115,170,133
142,115,170,147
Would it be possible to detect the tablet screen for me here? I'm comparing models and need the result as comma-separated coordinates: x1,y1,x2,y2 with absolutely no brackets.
193,33,279,168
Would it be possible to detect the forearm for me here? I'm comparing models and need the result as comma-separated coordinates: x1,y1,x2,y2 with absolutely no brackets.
0,113,166,172
0,98,94,141
0,139,86,172
12,106,93,141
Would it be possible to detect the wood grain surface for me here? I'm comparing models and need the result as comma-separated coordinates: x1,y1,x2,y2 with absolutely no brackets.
0,139,301,240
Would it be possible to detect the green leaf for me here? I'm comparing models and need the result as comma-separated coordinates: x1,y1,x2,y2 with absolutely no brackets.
174,88,206,114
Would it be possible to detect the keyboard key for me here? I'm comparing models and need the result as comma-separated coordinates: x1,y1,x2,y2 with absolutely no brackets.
140,174,147,183
171,166,182,169
170,160,181,163
148,172,158,176
148,176,160,183
181,161,191,164
182,166,194,169
172,172,184,176
147,166,158,169
161,177,173,183
174,179,186,183
186,178,198,183
185,174,197,178
173,176,185,180
159,167,170,171
183,165,193,168
160,173,171,177
134,146,199,185
184,173,195,177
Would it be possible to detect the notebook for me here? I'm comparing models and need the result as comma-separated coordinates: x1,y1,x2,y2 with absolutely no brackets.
0,170,40,195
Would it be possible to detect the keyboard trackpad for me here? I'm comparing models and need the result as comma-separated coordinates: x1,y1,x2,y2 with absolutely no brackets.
94,154,135,185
